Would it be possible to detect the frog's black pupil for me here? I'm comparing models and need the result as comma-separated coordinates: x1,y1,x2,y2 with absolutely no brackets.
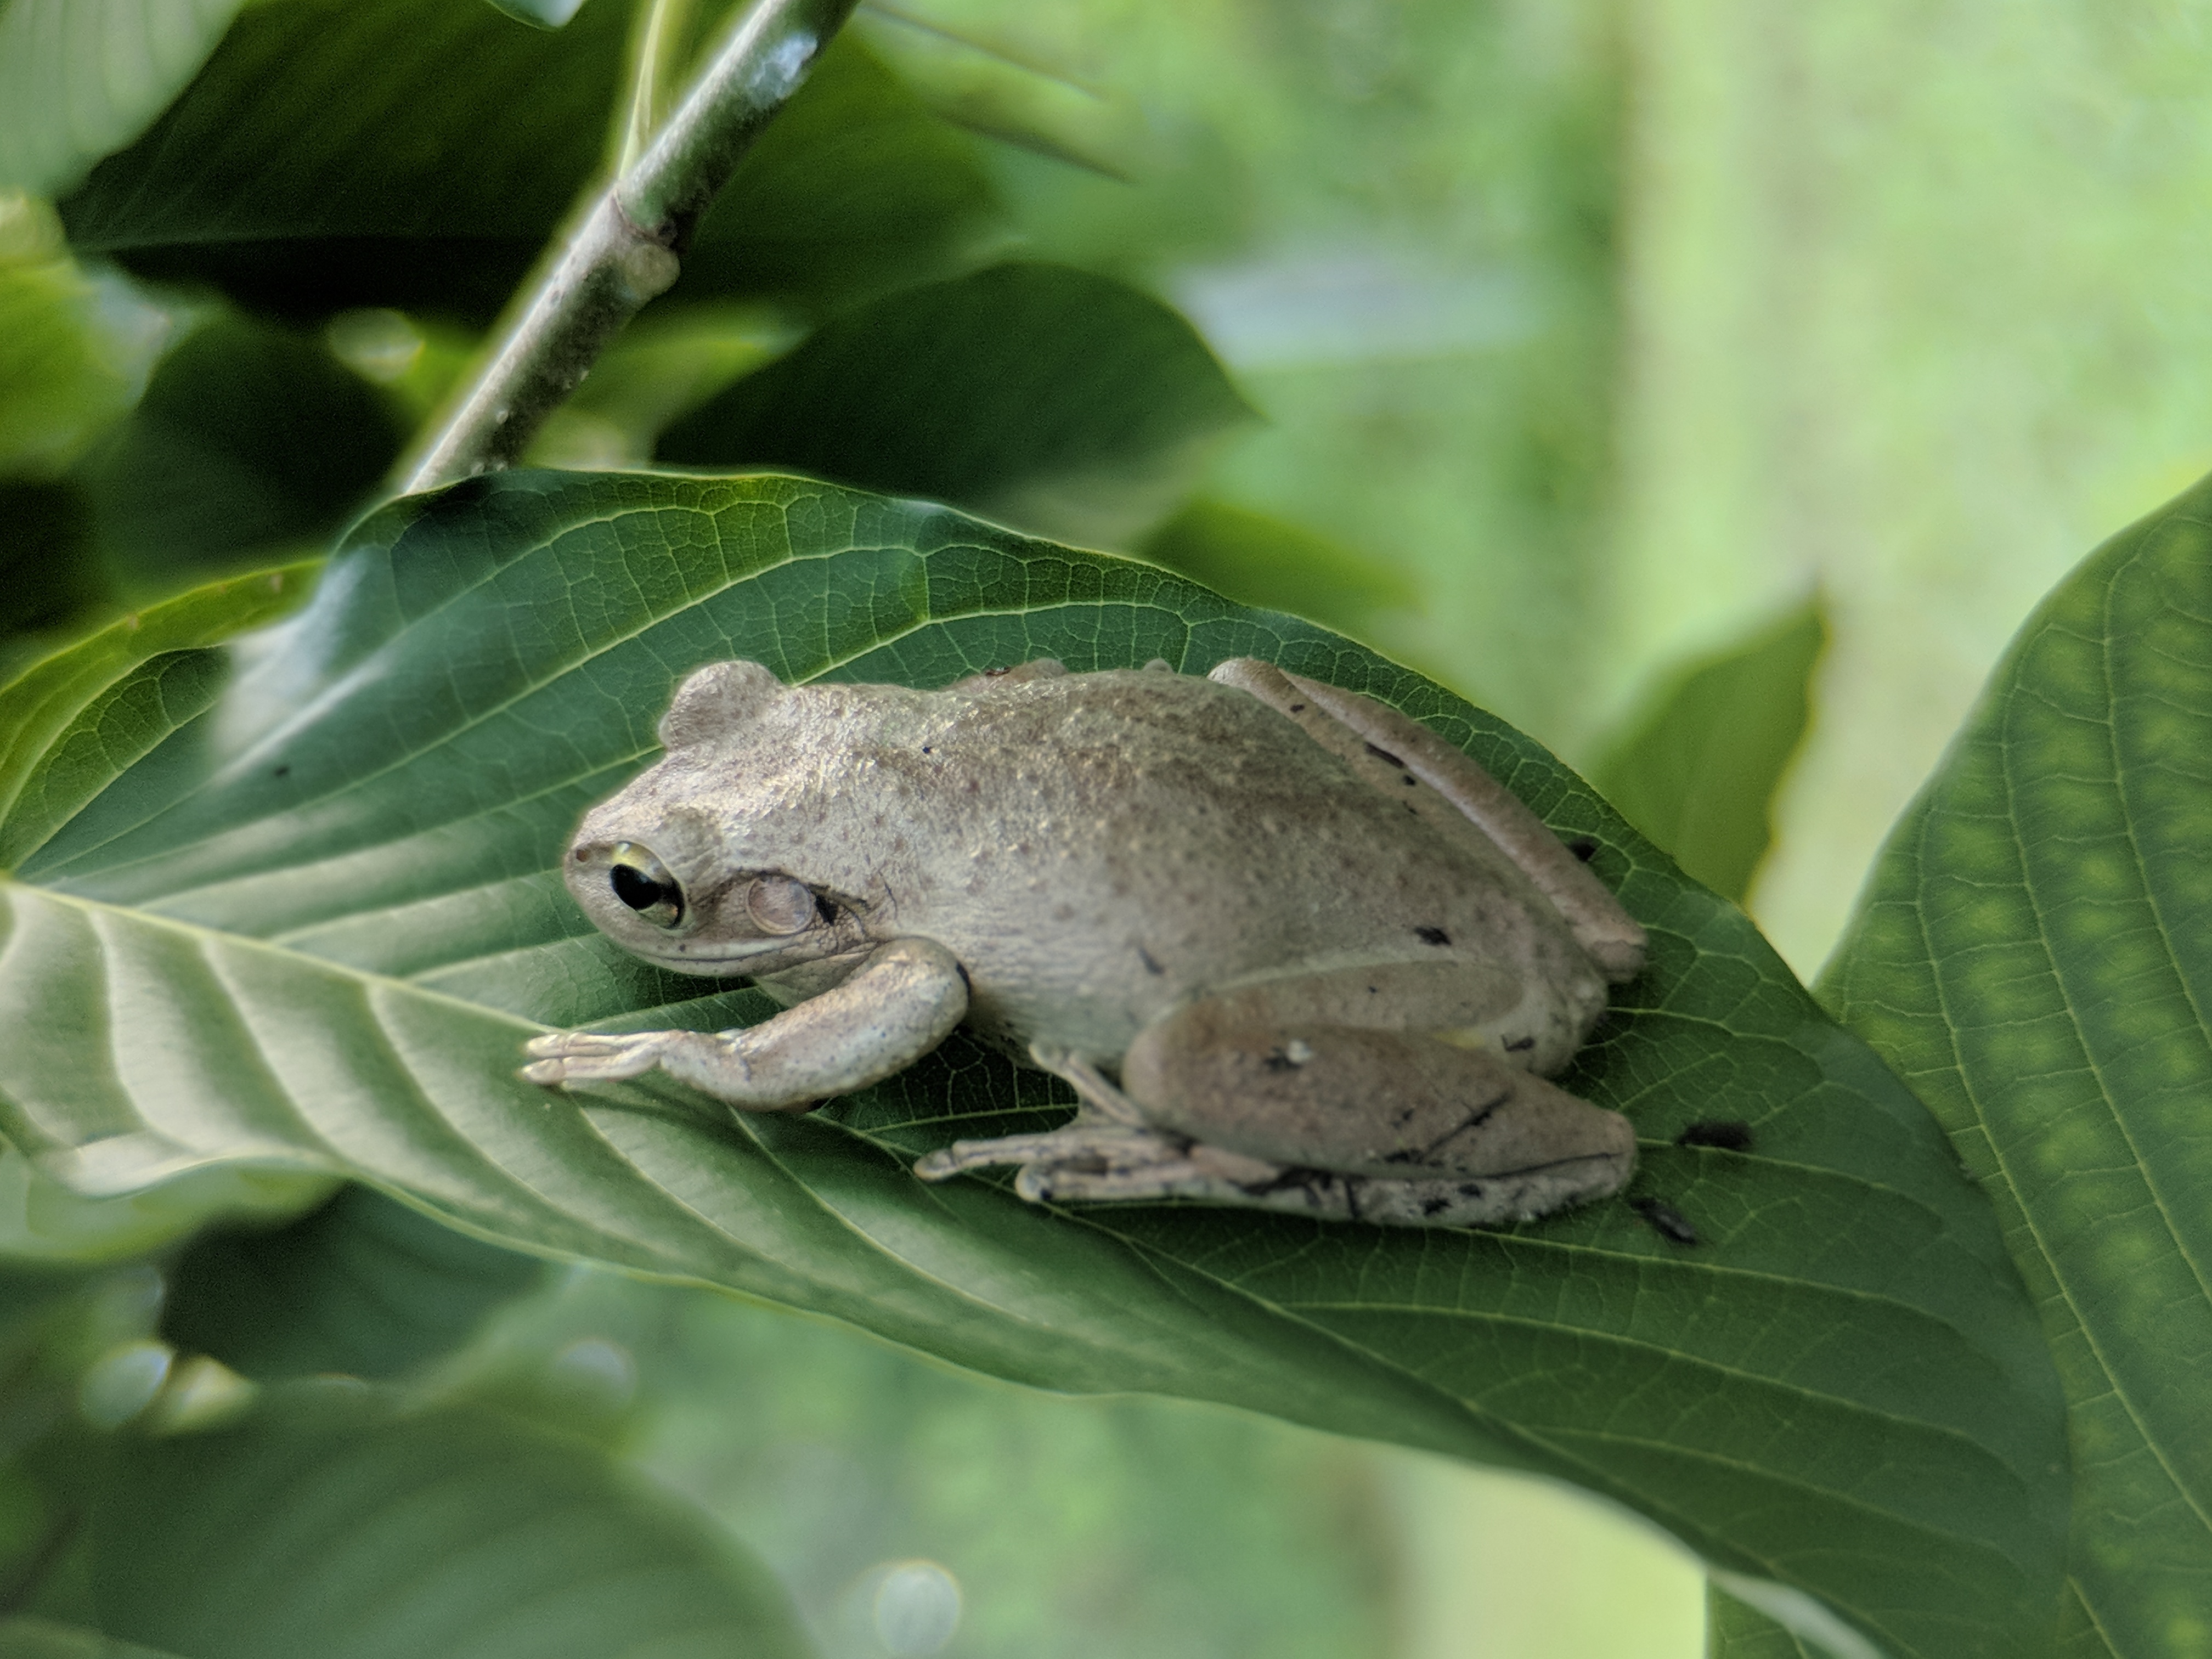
611,864,673,912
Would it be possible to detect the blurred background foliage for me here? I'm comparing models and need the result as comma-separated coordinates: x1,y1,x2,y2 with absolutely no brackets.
3,0,2208,1652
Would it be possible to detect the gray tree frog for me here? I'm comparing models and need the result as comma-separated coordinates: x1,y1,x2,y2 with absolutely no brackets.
523,656,1647,1228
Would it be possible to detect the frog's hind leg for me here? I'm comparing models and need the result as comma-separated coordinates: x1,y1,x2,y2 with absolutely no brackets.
1207,657,1646,983
1118,1009,1637,1224
915,1025,1633,1228
1003,1141,1598,1229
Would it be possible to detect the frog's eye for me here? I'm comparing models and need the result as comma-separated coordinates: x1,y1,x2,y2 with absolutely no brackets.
746,874,816,935
608,843,684,928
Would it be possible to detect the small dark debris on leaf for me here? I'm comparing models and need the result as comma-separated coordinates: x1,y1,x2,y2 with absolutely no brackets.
1631,1197,1700,1246
1675,1120,1754,1152
1567,837,1599,862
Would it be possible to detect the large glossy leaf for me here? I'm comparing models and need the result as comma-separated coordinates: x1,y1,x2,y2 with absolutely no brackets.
93,1383,815,1658
1593,602,1825,904
55,1,993,322
1822,476,2212,1658
657,264,1254,546
0,471,2065,1659
0,0,245,198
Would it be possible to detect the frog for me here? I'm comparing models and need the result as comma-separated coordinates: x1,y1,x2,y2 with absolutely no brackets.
521,654,1649,1228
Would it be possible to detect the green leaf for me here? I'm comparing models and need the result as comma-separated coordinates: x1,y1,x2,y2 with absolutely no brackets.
1707,1588,1829,1659
1592,602,1825,903
0,1617,182,1659
853,6,1149,181
74,314,404,590
0,483,108,668
0,204,171,482
480,0,588,26
0,0,246,198
55,4,994,323
160,1184,544,1380
0,471,2066,1659
57,0,635,320
1822,475,2212,1657
671,32,1001,311
0,1147,328,1266
658,264,1256,546
0,556,312,871
1137,497,1418,637
92,1383,815,1658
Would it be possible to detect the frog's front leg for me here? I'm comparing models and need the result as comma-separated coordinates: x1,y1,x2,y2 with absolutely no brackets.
522,937,968,1110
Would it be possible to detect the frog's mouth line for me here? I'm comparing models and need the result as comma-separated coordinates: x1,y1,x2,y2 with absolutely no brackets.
637,934,861,977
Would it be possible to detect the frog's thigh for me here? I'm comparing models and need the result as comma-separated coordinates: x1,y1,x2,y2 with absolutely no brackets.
523,936,967,1111
1121,1002,1635,1194
1207,657,1645,983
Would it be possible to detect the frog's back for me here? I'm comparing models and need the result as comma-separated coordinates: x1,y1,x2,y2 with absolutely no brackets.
836,669,1600,1060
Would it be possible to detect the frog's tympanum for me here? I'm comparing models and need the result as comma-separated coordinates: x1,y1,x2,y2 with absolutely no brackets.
524,657,1647,1228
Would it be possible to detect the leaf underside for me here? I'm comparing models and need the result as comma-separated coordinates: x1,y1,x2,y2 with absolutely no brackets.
1825,474,2212,1659
0,471,2066,1659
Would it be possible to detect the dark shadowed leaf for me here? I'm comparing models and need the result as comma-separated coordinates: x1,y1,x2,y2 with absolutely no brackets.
1823,476,2212,1659
93,1383,815,1659
55,2,993,324
658,264,1255,545
160,1184,544,1380
0,0,246,198
74,314,403,591
0,483,107,666
670,32,1001,311
0,472,2064,1659
1592,602,1825,902
56,0,631,320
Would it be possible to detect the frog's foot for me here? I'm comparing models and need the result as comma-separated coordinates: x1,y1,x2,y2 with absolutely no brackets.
914,1123,1172,1182
1025,1044,1147,1126
522,1029,691,1085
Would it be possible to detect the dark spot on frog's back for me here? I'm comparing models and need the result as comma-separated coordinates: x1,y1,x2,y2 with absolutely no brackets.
1137,946,1165,976
1363,742,1406,769
1414,926,1451,946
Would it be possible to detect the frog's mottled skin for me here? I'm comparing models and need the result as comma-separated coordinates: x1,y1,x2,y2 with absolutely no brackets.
523,657,1647,1228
